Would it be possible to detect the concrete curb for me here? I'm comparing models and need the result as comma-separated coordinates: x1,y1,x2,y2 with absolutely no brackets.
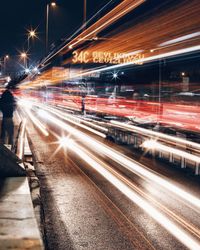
0,177,44,250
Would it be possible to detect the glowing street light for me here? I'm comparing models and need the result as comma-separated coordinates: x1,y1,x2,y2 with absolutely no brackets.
21,52,27,58
25,68,30,74
27,29,37,48
29,30,36,38
112,72,119,80
33,66,38,72
51,2,56,7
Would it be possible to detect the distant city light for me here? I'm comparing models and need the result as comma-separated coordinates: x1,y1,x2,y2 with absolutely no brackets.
21,52,27,58
25,68,30,73
112,72,119,80
33,67,38,72
29,30,36,38
51,2,56,7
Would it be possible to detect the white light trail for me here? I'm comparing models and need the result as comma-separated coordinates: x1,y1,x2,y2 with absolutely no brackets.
77,45,200,78
159,32,200,47
26,109,49,136
18,99,33,109
59,137,74,148
69,0,145,48
38,106,106,138
47,105,108,132
66,141,200,250
18,99,49,136
37,108,200,209
111,120,200,151
80,119,108,132
142,140,200,163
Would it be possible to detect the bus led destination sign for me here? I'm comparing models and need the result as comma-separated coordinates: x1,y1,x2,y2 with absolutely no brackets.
72,50,144,65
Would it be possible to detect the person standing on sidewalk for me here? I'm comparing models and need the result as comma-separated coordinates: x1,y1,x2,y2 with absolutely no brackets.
0,89,16,147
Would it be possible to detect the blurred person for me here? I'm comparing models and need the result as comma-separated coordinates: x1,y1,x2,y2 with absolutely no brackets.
0,89,16,147
81,93,86,115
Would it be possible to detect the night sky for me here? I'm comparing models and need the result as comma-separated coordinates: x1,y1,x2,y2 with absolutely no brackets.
0,0,109,63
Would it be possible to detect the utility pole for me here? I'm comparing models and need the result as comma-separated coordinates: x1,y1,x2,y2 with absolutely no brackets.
83,0,87,31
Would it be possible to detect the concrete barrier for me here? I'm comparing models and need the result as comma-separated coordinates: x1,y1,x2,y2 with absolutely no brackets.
0,143,26,177
0,177,43,250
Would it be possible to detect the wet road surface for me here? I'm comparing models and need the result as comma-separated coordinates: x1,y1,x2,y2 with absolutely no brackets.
19,104,200,250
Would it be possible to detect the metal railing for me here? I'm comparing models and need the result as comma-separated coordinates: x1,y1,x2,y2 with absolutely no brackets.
107,121,200,175
15,119,26,161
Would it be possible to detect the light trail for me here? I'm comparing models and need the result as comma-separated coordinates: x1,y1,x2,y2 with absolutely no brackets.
36,107,200,209
111,120,200,152
159,31,200,47
18,100,49,137
26,44,200,87
63,140,200,250
69,0,146,49
25,108,49,136
20,45,200,88
76,45,200,78
27,0,145,73
142,139,200,164
21,100,200,247
48,104,108,132
38,104,107,138
19,0,200,90
41,0,115,64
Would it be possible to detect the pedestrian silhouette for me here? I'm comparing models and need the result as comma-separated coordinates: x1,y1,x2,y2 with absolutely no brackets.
0,89,16,147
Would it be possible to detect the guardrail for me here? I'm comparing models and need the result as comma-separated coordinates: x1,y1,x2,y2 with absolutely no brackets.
107,121,200,175
15,119,26,161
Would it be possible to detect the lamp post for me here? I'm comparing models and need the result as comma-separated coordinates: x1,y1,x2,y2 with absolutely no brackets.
3,55,9,75
83,0,87,30
27,29,37,67
28,29,36,50
46,2,56,55
20,52,28,69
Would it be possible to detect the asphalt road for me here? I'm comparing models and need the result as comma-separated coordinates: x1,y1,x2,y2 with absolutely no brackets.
20,104,200,250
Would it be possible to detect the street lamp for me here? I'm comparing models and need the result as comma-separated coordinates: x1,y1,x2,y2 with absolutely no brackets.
27,29,37,50
51,2,56,7
3,55,9,75
46,2,56,54
83,0,87,30
29,30,36,38
27,29,37,67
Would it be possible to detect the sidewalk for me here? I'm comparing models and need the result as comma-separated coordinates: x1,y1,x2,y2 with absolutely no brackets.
0,112,44,250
